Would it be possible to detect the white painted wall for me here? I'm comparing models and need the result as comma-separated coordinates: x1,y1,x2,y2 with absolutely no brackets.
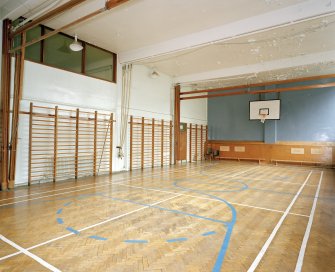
15,60,118,185
22,61,118,110
12,61,207,185
127,65,207,124
180,86,207,125
128,65,173,119
181,99,207,124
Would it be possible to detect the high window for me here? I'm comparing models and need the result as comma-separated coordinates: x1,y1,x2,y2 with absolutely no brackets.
13,21,117,83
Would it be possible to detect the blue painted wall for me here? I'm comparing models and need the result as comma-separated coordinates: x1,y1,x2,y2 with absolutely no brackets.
208,94,264,141
208,80,335,142
278,88,335,142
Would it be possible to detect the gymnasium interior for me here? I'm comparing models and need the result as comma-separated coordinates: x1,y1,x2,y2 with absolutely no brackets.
0,0,334,271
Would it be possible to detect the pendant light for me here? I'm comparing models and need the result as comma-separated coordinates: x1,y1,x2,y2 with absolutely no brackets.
69,34,83,52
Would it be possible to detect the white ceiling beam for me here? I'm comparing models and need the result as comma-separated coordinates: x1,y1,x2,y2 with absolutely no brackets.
119,0,335,64
174,50,335,84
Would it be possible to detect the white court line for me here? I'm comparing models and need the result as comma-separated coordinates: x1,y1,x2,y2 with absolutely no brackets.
197,164,315,187
270,163,323,172
115,183,309,218
295,171,324,272
0,167,181,202
0,180,107,202
247,171,313,272
0,168,181,207
0,162,304,204
236,176,317,187
0,180,122,207
229,166,260,178
0,194,181,262
0,234,61,272
0,164,259,207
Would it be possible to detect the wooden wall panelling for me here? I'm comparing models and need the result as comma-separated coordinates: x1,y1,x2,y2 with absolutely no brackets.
53,106,58,182
75,109,79,178
93,111,97,176
169,121,173,165
152,118,154,168
200,125,203,160
161,120,164,167
109,113,113,174
128,116,173,170
207,140,334,166
154,119,162,167
77,111,94,178
95,113,111,175
56,108,75,181
129,116,133,171
28,103,33,185
30,106,54,183
203,126,208,159
187,124,206,162
195,124,198,161
141,117,144,169
25,105,114,185
189,123,192,162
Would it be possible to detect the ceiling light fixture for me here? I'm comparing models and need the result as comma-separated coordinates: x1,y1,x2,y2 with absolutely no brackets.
150,69,160,79
69,34,83,52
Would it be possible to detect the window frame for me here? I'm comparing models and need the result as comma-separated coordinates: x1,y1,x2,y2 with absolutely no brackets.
23,24,117,84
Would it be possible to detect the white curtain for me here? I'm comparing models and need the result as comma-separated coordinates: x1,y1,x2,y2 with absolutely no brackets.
118,64,132,158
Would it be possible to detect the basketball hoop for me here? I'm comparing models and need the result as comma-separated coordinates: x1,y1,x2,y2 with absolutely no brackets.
260,114,267,123
259,108,269,123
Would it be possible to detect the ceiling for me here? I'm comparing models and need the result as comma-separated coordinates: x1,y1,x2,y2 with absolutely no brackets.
3,0,335,89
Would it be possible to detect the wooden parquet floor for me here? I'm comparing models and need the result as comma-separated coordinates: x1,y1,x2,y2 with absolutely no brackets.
0,161,334,271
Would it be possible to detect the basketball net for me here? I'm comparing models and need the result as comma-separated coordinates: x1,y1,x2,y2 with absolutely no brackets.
260,114,267,123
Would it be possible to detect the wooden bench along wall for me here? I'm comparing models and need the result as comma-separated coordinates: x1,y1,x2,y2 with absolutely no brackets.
207,140,335,167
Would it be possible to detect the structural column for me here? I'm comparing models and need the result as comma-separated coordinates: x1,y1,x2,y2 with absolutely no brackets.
1,19,12,190
9,32,26,188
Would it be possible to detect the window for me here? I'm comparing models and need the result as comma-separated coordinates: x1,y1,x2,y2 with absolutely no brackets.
44,29,82,73
11,21,117,83
26,26,42,62
85,44,115,82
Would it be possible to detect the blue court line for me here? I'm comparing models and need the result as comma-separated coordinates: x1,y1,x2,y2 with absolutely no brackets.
89,235,108,241
99,194,228,225
249,187,310,197
173,180,237,272
170,178,249,193
124,240,148,244
64,202,72,207
56,192,228,243
56,208,63,214
167,237,188,243
202,231,216,236
66,227,80,235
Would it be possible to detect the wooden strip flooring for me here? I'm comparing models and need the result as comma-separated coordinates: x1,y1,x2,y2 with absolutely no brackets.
0,161,334,271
